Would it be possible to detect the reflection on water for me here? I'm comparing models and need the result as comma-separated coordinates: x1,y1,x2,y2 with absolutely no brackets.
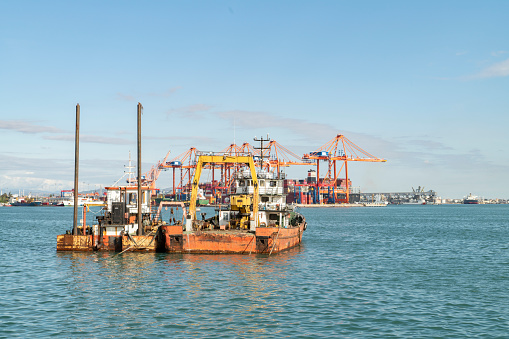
53,246,306,337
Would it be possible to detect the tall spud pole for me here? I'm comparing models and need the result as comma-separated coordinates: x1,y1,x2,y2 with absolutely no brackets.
137,102,143,236
73,104,80,235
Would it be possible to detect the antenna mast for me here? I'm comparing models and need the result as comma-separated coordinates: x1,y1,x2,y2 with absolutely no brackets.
253,134,271,169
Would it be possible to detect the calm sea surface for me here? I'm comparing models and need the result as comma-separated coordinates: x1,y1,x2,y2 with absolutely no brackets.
0,205,508,338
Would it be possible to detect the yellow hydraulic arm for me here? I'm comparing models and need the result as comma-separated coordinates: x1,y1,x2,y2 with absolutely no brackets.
187,155,259,229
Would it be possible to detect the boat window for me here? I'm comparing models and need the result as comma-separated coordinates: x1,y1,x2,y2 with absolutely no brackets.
259,180,265,186
269,214,278,220
270,181,277,187
261,197,269,202
239,180,245,187
128,193,136,204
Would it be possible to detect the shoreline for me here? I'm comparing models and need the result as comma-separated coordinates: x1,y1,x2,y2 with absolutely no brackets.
296,203,387,208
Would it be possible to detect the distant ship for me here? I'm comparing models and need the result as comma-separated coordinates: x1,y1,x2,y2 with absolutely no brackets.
11,200,42,206
56,196,98,206
463,193,479,204
402,198,426,205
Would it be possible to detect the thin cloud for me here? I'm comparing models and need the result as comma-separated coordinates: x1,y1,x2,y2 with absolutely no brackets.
491,51,508,57
397,137,454,152
166,104,213,117
148,87,182,98
198,110,481,177
380,136,506,175
0,154,74,190
0,154,143,191
44,134,132,144
116,93,136,101
0,175,73,192
144,135,215,144
473,58,509,78
0,120,65,134
117,87,182,102
215,110,338,141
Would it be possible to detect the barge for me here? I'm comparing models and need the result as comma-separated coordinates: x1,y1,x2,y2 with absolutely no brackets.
56,154,306,254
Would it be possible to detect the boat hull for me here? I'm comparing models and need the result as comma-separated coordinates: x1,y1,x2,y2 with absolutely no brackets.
56,222,306,254
463,201,479,204
157,223,305,254
11,201,42,206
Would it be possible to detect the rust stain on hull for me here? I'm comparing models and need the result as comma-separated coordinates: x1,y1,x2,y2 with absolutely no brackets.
57,223,305,254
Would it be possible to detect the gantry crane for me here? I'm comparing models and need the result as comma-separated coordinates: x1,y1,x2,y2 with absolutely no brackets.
208,143,262,200
207,144,244,200
152,134,385,205
304,134,386,204
119,150,170,194
159,147,199,198
264,140,315,174
237,142,259,156
141,150,171,194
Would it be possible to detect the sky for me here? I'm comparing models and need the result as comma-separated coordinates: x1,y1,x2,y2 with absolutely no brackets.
1,1,508,199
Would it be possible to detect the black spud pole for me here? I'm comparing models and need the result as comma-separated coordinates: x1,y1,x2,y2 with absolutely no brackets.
137,102,143,236
73,104,80,235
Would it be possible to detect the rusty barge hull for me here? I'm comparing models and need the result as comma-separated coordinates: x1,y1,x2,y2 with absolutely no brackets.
56,223,305,254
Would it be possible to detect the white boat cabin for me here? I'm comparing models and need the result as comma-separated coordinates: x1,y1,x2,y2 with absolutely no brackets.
218,169,292,230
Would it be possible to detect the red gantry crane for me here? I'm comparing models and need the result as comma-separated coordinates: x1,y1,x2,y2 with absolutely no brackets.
304,134,386,204
159,147,199,198
209,143,262,201
141,150,171,194
264,140,315,174
153,134,385,205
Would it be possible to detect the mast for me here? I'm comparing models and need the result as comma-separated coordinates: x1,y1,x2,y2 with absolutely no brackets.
253,134,270,169
73,104,80,235
137,102,143,236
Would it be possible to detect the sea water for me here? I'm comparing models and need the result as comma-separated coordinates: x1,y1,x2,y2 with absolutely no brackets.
0,205,508,338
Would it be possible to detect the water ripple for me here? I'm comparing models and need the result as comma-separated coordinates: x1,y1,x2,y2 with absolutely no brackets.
1,205,509,337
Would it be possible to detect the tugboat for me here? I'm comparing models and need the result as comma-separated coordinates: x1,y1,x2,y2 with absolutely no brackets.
57,153,307,254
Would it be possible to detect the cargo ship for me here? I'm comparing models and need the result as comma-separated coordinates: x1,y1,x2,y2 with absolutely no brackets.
10,196,42,206
463,193,480,204
11,200,42,206
57,154,307,254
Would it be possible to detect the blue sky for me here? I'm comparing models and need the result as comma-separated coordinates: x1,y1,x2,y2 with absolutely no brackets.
1,1,508,199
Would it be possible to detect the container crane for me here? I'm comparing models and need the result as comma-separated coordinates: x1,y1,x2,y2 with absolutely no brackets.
264,140,315,175
142,150,171,194
304,134,386,204
209,143,262,201
159,147,199,198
